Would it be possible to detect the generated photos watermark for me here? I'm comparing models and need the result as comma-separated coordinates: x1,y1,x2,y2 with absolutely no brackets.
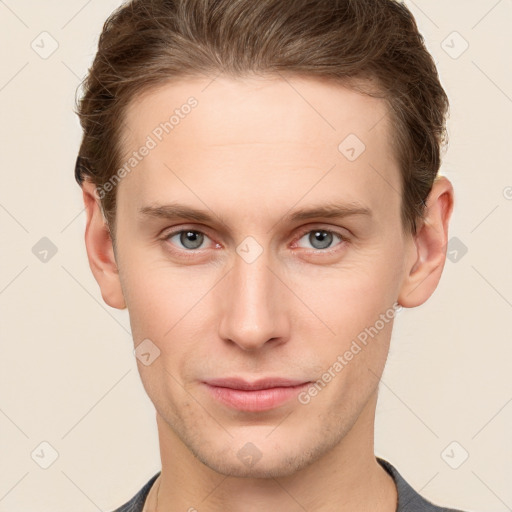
298,302,402,405
94,96,199,200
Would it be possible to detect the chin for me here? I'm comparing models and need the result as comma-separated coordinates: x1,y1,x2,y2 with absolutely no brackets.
195,451,312,479
187,433,336,479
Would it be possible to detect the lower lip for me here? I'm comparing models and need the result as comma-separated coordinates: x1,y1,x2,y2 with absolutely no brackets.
203,383,310,412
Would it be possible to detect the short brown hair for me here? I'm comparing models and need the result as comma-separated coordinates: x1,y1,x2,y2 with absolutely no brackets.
75,0,449,235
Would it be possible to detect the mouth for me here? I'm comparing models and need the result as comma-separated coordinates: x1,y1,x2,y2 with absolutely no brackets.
202,377,311,412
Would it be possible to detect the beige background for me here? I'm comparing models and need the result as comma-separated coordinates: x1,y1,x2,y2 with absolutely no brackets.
0,0,511,510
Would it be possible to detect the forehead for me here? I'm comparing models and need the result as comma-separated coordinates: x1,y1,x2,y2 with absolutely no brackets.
119,75,401,227
124,74,392,150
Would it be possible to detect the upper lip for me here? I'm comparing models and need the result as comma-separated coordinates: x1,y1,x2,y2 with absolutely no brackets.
204,377,310,390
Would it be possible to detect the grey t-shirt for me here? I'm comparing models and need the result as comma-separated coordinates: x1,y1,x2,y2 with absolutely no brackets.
112,457,469,511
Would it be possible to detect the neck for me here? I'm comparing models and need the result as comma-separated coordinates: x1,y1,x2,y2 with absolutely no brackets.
153,393,397,512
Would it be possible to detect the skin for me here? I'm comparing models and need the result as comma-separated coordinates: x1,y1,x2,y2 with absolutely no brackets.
82,75,453,511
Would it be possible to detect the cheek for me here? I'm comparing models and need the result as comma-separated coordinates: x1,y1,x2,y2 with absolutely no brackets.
293,245,403,400
117,240,208,339
125,276,199,345
305,256,401,337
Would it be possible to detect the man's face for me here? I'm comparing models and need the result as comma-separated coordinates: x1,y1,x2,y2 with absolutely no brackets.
114,75,413,477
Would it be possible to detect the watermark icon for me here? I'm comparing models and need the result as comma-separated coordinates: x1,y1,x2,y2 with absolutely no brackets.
31,441,59,469
237,442,263,468
441,441,469,469
503,186,512,200
338,133,366,162
94,96,199,200
31,31,59,59
134,338,161,366
446,236,468,264
236,236,264,264
298,302,402,405
441,31,469,60
32,237,58,263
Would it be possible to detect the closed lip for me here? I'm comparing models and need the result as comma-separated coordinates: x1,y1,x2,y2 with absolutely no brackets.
203,377,310,390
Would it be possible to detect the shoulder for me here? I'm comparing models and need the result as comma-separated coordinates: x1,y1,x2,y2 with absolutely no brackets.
110,473,160,512
377,457,473,512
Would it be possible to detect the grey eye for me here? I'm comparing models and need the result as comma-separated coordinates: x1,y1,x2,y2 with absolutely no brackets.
300,230,338,250
174,230,205,250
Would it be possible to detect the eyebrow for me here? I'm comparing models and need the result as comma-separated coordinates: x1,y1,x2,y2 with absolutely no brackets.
139,201,372,227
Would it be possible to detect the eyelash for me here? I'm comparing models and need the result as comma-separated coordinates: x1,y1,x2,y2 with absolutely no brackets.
160,225,349,260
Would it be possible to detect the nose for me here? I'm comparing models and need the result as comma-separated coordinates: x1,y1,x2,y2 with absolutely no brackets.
217,247,290,351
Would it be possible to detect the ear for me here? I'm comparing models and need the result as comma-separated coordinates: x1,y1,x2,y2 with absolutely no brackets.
398,176,454,308
82,180,126,309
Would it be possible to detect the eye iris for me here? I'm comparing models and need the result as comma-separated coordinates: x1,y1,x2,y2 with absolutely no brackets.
180,231,204,249
309,230,332,250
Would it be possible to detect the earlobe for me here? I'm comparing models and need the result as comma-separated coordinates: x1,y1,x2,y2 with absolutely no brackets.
398,176,454,308
82,180,126,310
